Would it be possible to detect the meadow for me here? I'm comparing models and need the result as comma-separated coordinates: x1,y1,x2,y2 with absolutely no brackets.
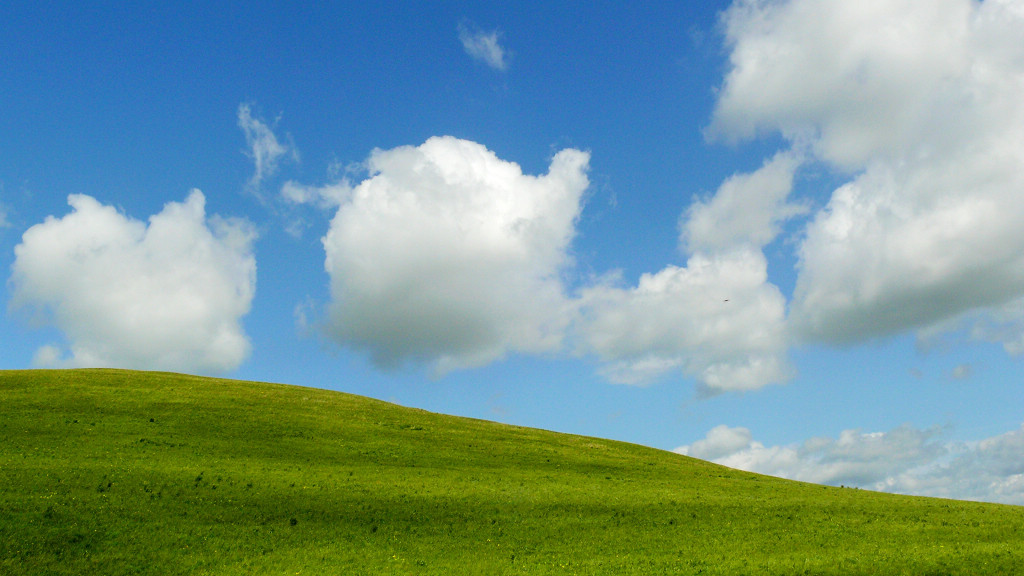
2,368,1022,574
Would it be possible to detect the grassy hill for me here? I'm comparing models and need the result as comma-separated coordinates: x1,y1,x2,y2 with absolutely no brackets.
1,369,1022,575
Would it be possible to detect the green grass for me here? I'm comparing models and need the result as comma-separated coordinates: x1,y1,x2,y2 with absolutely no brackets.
1,369,1022,574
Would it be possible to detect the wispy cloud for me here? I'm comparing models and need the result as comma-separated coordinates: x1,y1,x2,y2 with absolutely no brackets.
0,185,11,229
458,23,509,71
677,422,1024,505
949,364,972,381
10,191,257,374
237,103,297,192
280,180,351,210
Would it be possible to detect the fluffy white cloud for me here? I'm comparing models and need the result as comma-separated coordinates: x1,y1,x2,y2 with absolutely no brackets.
712,0,1024,347
576,155,798,392
238,103,296,190
577,250,791,392
711,0,977,168
681,424,757,461
683,151,805,253
310,136,795,392
676,423,1024,505
321,136,588,373
793,154,1024,344
458,23,509,71
9,190,256,373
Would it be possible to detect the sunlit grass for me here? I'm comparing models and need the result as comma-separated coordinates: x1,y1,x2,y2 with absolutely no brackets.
2,368,1022,574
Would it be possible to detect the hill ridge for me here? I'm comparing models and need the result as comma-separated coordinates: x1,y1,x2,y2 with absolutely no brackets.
2,369,1022,575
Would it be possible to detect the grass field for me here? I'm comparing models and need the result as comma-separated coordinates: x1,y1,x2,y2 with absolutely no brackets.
2,369,1023,574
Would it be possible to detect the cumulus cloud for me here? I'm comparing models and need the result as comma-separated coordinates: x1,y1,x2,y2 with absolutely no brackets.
793,156,1024,344
321,136,589,373
9,190,256,374
577,250,791,392
304,136,795,392
681,424,757,461
576,155,799,392
238,103,296,191
711,0,1024,348
676,423,1024,505
458,23,509,71
683,151,805,253
710,0,978,166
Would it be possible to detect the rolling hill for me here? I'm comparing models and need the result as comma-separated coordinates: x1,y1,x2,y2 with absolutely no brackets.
2,369,1022,574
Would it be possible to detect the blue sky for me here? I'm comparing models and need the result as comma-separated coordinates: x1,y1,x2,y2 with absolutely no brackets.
3,1,1024,504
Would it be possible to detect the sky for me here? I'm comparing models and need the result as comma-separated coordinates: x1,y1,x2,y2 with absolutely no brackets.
2,0,1024,505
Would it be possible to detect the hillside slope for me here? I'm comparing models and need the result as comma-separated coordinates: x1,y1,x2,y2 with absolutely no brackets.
1,369,1022,575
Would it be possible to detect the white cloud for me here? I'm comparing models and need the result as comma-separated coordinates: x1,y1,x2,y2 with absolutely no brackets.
792,155,1024,344
710,0,976,168
682,424,756,461
577,250,791,392
676,423,1024,505
967,297,1024,356
0,185,10,229
31,344,62,367
916,295,1024,357
677,424,946,487
238,103,296,191
458,23,509,71
711,0,1024,349
321,136,588,373
576,155,799,392
949,363,972,381
280,180,351,210
683,151,805,253
9,190,256,374
279,163,356,238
